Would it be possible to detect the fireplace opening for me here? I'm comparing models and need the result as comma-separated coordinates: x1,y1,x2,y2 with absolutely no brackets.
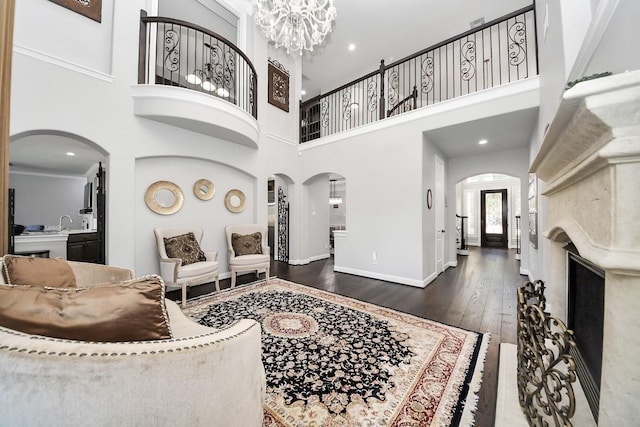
566,243,604,422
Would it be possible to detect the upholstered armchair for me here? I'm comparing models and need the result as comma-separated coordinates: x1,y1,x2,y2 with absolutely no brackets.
225,224,270,288
0,257,266,427
153,226,219,306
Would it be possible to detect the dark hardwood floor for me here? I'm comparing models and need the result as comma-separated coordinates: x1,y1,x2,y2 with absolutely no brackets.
167,246,526,427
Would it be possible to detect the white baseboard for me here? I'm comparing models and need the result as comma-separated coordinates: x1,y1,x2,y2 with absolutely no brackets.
333,265,429,288
288,253,330,266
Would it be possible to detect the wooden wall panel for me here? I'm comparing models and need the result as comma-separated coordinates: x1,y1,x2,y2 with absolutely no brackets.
0,0,15,255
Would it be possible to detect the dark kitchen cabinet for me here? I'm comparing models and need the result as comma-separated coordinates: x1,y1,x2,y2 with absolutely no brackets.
67,232,98,263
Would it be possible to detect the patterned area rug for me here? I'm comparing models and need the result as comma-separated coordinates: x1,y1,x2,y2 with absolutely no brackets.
183,278,489,426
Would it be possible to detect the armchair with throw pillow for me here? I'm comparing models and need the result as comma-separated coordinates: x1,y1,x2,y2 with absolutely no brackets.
225,224,270,288
153,226,220,307
0,255,265,427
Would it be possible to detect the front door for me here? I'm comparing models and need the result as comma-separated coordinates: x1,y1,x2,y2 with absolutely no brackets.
480,189,508,248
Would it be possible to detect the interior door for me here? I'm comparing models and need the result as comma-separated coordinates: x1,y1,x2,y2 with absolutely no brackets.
435,155,445,274
96,163,106,264
480,189,508,248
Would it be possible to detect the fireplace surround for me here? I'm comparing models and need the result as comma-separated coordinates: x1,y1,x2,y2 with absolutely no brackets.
531,70,640,426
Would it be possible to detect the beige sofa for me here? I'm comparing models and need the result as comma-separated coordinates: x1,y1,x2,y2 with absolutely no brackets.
0,258,265,427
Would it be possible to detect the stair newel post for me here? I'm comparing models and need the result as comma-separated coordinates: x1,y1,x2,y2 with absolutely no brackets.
379,59,386,121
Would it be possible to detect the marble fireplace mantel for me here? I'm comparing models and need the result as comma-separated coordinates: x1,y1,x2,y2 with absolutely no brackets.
530,70,640,426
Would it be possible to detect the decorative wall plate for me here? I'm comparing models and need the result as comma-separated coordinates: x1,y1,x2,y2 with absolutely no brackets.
193,179,215,200
225,189,247,213
145,181,184,215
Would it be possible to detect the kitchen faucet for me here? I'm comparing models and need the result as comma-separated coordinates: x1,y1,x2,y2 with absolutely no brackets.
59,215,73,232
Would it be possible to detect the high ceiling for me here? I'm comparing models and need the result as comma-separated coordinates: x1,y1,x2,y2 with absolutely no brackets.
10,0,536,176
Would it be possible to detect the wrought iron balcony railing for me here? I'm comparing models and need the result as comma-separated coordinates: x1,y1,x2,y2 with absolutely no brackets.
300,5,537,143
139,12,257,119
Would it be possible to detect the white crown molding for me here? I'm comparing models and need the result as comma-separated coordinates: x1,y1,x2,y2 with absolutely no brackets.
13,44,114,83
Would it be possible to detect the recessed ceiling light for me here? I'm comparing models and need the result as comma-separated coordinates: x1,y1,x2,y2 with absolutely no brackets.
478,139,488,145
66,152,76,156
301,89,306,95
348,43,356,51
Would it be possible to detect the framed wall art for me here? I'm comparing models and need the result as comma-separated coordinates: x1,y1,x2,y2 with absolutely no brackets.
49,0,102,23
267,59,289,112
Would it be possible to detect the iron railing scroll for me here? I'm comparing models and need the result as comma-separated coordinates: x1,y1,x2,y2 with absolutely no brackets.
300,5,537,143
139,11,257,119
517,280,578,426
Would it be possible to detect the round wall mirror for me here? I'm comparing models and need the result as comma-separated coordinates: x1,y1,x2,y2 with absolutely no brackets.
145,181,184,215
193,178,215,200
224,189,246,213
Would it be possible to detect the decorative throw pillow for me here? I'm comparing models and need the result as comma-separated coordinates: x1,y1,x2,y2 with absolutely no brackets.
163,232,206,266
232,232,263,256
0,274,172,342
2,255,76,288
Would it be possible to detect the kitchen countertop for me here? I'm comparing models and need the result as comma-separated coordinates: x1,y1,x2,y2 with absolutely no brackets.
16,229,97,239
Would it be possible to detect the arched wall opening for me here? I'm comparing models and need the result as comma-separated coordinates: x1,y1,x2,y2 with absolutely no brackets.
300,172,346,265
9,130,108,258
454,172,522,253
267,173,294,262
447,147,530,276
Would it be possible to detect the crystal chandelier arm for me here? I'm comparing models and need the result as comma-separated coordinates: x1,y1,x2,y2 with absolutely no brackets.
255,0,336,54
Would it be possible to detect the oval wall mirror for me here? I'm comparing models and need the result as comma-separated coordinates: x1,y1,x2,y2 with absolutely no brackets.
193,178,215,201
145,181,184,215
224,189,246,213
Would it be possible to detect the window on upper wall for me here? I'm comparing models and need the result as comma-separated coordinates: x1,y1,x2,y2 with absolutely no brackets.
159,0,238,45
464,173,514,183
463,189,476,237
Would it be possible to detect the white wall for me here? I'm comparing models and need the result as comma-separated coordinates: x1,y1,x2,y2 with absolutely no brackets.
302,123,425,286
301,176,330,263
134,156,256,277
9,172,85,229
582,1,640,76
14,0,114,74
159,0,238,44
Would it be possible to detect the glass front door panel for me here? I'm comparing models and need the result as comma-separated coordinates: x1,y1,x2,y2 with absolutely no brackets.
485,192,503,234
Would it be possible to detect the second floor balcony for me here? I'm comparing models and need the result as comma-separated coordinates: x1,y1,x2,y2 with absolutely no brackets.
300,5,538,143
133,12,259,148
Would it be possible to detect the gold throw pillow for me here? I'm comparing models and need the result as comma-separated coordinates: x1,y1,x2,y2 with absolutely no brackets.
0,275,172,342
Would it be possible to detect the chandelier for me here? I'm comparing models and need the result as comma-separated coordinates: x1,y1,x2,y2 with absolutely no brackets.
255,0,337,55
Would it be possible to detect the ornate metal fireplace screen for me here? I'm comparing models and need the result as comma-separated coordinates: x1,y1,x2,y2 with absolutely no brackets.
517,280,578,426
139,13,257,119
300,5,537,142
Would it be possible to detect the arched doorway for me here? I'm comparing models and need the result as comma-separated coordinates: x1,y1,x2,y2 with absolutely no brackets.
455,173,521,253
9,131,107,262
268,173,294,263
